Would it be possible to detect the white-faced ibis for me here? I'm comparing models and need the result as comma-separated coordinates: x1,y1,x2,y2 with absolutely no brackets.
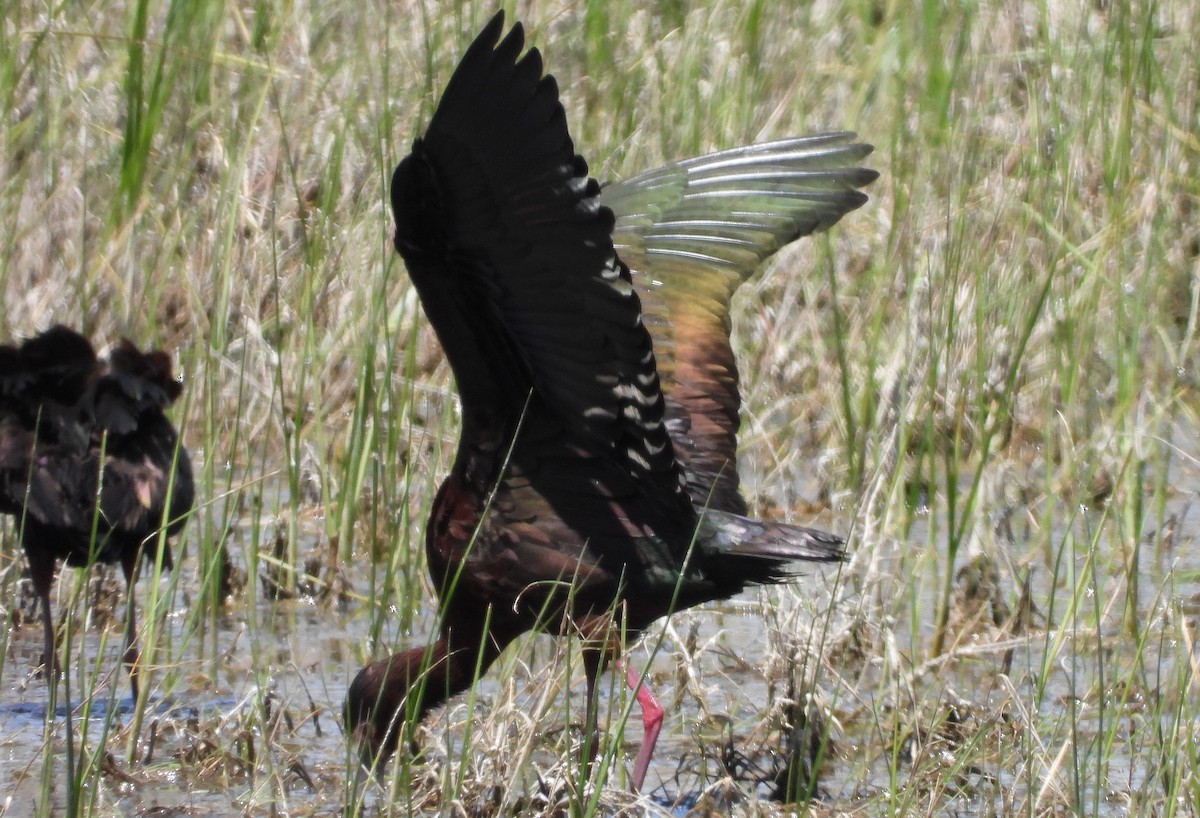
0,326,193,701
346,12,876,790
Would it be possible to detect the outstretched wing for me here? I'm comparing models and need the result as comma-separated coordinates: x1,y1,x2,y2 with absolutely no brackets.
391,11,685,505
603,136,878,513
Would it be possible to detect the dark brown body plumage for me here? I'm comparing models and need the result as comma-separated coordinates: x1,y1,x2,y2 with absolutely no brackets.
0,326,193,701
347,12,876,789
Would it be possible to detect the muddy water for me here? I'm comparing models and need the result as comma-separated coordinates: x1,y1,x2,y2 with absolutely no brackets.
2,436,1199,815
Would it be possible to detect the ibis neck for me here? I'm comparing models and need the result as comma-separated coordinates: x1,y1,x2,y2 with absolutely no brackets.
346,630,508,767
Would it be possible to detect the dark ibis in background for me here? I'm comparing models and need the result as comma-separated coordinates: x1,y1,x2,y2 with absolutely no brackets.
0,326,193,702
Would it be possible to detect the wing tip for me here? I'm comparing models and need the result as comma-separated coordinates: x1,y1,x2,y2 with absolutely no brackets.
478,9,508,49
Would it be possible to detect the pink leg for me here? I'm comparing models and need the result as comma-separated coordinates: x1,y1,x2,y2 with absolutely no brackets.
622,660,663,793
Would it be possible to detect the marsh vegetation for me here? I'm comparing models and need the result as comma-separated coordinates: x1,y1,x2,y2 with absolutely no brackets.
1,0,1197,815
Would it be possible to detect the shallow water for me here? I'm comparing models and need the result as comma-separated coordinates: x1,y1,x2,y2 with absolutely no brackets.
0,562,824,814
2,432,1199,816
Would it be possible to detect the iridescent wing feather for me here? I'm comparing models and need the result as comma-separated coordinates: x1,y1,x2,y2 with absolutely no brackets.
603,136,878,512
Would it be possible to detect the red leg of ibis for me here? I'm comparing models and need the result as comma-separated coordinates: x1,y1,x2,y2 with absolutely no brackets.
581,646,664,792
622,659,663,793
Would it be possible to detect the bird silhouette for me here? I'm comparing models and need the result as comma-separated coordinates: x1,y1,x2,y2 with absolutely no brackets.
0,326,193,702
346,11,876,790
